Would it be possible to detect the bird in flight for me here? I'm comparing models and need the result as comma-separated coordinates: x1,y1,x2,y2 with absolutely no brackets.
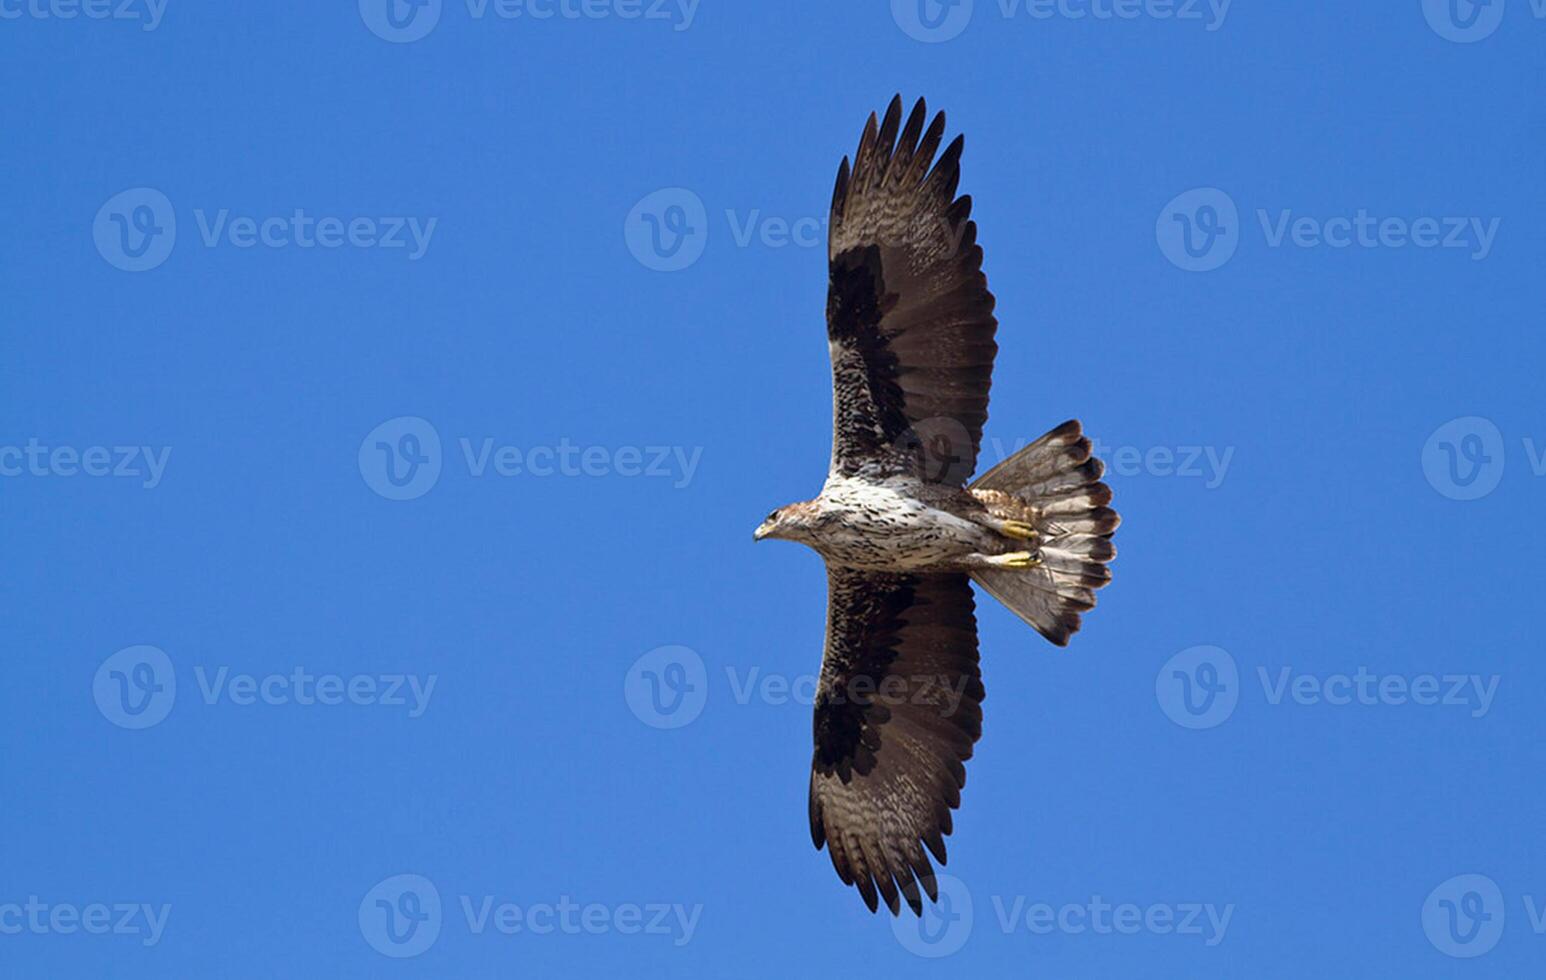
753,96,1120,916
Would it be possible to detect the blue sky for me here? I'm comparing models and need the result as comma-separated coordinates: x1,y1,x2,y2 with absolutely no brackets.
3,1,1544,976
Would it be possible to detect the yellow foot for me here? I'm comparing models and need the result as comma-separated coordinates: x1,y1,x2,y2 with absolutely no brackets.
1001,520,1039,541
998,551,1040,569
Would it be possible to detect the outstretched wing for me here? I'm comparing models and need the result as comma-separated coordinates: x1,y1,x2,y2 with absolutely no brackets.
826,95,998,485
810,567,984,915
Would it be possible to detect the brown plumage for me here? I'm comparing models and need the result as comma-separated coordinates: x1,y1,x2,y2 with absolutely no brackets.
752,96,1119,916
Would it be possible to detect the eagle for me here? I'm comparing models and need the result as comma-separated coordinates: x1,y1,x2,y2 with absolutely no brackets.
752,96,1120,917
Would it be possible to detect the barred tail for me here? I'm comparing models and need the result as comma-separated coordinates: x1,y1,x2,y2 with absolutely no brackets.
968,420,1119,646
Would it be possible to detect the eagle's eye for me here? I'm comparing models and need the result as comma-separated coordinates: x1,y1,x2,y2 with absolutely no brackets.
766,510,781,524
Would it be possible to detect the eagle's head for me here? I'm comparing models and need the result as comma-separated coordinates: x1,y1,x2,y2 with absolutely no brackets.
753,502,817,543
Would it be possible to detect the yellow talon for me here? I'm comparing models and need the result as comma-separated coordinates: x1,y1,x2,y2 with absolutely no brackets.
1002,520,1039,541
1000,551,1039,569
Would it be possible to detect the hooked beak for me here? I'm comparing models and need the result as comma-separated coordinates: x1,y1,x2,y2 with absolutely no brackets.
753,522,773,542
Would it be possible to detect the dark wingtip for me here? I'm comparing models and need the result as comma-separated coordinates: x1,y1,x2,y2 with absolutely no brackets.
877,97,904,168
831,155,851,214
857,876,880,913
924,830,948,864
917,867,940,903
940,132,965,167
878,876,902,916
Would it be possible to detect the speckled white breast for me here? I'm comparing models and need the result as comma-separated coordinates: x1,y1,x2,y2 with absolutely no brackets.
810,474,990,572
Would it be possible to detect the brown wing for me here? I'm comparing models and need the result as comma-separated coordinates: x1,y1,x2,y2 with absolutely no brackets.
826,95,999,485
809,567,984,915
